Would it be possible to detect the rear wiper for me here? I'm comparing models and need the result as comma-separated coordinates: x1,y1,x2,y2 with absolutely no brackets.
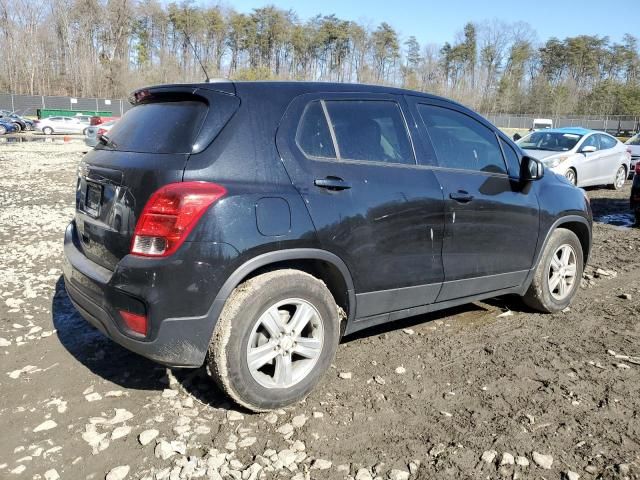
98,134,117,149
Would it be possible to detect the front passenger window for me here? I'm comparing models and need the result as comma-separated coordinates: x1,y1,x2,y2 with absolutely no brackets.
581,135,599,151
417,104,507,174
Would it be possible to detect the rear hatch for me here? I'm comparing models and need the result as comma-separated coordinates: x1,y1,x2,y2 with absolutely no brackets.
74,83,239,270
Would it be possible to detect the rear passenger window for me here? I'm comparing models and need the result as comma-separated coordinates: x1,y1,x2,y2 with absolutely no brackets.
324,101,415,165
295,101,336,159
598,134,617,150
417,104,507,174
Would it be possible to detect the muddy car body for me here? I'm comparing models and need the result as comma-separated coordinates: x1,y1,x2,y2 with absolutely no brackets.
63,81,592,410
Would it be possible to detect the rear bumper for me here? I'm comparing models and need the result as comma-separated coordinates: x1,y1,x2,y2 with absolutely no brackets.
62,221,239,367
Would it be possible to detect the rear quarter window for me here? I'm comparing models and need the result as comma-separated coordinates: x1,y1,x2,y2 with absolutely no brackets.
98,98,208,154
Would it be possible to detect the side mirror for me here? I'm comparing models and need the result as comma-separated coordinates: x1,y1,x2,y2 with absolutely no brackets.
580,145,597,154
520,155,544,181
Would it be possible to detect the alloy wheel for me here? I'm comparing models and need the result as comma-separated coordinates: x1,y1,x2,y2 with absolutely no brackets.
614,166,626,189
565,169,576,186
548,244,577,301
246,298,324,389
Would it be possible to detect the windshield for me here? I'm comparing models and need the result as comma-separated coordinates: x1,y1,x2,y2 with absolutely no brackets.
626,134,640,146
517,131,582,152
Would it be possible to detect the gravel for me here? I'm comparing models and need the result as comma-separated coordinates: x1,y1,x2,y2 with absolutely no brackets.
1,143,639,479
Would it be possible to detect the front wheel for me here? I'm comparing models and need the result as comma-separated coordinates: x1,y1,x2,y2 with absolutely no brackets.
564,168,577,186
609,165,626,190
208,269,341,411
523,228,583,313
42,127,53,135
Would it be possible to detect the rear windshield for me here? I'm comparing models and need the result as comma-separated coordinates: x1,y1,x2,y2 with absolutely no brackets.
97,99,207,154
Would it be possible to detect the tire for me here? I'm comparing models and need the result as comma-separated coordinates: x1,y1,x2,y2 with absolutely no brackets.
42,127,53,135
13,122,22,132
609,165,626,190
564,168,577,186
208,269,340,411
0,125,6,135
523,228,583,313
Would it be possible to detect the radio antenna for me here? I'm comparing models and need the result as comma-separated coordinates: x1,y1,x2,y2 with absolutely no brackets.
183,30,210,82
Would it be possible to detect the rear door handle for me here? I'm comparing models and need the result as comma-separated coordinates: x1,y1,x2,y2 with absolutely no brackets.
314,177,352,191
449,191,474,203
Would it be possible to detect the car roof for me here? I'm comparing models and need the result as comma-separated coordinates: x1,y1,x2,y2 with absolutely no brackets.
135,80,466,108
538,127,593,136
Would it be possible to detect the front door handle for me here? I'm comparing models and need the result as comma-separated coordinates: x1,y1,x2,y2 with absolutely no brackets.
449,191,474,203
314,177,352,191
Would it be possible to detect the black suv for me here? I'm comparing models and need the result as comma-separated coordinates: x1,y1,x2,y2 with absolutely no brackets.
63,81,592,411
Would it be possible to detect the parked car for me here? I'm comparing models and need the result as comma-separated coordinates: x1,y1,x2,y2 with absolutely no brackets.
517,127,630,189
0,110,30,131
0,118,20,135
84,120,116,147
73,114,92,124
626,133,640,176
631,163,640,224
532,118,553,130
63,81,592,411
90,115,120,126
34,116,88,135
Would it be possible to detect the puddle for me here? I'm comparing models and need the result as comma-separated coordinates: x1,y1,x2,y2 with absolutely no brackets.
0,135,83,144
595,213,636,228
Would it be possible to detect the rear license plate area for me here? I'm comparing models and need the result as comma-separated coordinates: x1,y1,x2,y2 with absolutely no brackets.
84,181,102,217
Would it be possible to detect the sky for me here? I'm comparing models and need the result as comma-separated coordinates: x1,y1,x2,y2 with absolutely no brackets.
222,0,638,46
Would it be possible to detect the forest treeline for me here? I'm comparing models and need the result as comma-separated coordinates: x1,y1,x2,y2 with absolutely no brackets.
1,0,639,115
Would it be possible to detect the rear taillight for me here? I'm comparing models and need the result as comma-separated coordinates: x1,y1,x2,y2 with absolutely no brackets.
97,128,107,136
131,182,227,257
119,310,147,335
636,163,640,174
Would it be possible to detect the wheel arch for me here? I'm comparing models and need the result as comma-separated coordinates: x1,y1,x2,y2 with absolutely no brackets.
208,249,356,336
536,215,592,270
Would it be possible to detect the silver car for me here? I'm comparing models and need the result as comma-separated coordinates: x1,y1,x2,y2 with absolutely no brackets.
517,127,630,189
84,121,116,147
35,116,88,135
625,133,640,175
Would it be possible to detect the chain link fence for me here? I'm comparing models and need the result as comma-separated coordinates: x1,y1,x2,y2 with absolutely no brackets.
1,92,639,133
0,93,131,117
482,113,639,133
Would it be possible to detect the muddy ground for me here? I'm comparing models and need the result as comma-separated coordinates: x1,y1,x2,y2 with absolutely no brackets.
0,141,639,480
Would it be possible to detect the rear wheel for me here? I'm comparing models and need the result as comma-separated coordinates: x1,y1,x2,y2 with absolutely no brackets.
523,228,583,313
609,165,626,190
42,127,53,135
208,269,341,411
564,168,577,186
0,125,6,135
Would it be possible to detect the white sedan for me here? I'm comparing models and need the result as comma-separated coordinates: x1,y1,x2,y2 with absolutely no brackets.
517,127,631,189
35,116,88,135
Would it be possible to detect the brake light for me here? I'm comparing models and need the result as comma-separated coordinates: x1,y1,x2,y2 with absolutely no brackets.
119,310,147,335
636,163,640,174
97,128,107,136
131,182,226,257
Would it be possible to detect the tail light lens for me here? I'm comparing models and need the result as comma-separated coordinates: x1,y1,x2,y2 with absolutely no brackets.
131,182,226,257
97,128,107,136
636,163,640,174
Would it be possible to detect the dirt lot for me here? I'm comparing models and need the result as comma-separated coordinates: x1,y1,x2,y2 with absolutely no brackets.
1,141,639,480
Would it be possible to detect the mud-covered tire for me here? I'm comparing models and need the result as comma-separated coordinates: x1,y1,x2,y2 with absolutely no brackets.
208,269,340,412
523,228,584,313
